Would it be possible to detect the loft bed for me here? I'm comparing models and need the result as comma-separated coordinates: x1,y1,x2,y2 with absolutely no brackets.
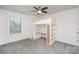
33,18,56,45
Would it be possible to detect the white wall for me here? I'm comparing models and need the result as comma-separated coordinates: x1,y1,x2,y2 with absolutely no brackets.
0,9,37,45
40,8,78,46
76,7,79,46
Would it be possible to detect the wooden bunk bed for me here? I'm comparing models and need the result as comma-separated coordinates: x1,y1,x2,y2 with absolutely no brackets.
33,18,56,45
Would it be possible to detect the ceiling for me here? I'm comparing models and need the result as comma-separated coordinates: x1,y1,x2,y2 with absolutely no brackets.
0,5,77,16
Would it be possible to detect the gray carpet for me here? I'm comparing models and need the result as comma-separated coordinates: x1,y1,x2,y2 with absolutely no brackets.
0,38,79,54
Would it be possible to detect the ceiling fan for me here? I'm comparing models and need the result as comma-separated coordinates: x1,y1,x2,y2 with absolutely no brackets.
32,6,48,14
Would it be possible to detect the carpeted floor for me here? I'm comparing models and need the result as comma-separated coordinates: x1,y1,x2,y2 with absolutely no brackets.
0,38,79,54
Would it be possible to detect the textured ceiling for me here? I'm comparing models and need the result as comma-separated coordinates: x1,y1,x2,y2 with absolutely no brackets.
0,5,77,16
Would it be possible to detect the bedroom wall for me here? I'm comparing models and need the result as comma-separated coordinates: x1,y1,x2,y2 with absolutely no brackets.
0,9,37,45
40,7,78,46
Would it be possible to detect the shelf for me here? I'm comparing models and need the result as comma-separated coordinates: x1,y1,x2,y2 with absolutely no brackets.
36,32,46,35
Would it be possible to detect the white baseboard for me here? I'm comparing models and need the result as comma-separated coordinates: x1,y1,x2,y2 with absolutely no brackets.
0,37,30,46
56,39,78,47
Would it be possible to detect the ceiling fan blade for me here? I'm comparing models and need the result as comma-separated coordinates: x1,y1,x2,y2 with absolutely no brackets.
33,7,39,10
42,11,47,13
41,7,48,10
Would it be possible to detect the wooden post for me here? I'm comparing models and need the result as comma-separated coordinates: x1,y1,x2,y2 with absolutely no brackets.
46,24,51,45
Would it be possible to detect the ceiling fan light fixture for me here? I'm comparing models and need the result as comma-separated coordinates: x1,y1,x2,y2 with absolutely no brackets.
37,10,42,13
